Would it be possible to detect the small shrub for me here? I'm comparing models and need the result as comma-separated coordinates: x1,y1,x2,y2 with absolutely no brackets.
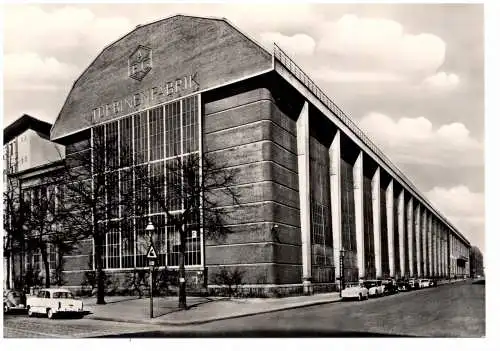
212,268,245,297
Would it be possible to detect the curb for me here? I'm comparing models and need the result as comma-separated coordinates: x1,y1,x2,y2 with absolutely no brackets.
84,297,343,326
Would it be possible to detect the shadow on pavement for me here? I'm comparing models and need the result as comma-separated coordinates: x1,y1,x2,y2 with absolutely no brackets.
97,330,412,338
472,280,485,285
153,297,230,318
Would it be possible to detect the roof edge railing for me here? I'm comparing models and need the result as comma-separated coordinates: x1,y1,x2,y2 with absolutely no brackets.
272,43,468,244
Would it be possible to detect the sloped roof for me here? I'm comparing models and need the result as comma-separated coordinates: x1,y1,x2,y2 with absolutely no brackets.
51,14,272,141
4,114,52,145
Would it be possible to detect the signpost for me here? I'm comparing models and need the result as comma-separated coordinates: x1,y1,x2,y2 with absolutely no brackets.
146,244,158,318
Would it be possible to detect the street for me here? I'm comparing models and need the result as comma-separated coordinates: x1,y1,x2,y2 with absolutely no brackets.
3,280,484,338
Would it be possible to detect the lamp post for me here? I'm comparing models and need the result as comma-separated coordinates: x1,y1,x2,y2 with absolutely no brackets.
339,248,346,297
145,220,155,318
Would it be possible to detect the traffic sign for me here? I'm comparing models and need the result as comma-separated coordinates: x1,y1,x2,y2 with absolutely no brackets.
146,245,158,259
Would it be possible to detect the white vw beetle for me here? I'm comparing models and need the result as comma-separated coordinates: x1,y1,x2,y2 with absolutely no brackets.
26,288,84,319
364,280,385,297
341,282,369,301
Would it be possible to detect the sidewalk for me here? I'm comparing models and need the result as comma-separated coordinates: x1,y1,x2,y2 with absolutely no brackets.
81,292,342,326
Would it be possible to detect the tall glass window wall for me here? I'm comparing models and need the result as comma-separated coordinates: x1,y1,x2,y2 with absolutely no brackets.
92,95,202,270
309,138,334,283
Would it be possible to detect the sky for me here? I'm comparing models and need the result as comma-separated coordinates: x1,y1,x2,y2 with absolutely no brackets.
2,3,485,252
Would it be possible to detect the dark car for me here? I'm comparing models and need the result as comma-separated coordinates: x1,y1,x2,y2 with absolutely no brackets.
382,280,399,295
397,280,411,292
3,289,27,314
408,278,420,290
429,279,438,287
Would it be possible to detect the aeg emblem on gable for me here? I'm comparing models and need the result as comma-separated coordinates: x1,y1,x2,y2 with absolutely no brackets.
128,45,152,81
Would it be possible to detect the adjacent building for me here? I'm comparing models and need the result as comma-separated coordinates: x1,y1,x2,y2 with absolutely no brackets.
3,115,65,289
5,15,472,295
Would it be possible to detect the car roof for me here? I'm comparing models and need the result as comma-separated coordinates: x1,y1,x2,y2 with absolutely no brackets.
40,288,72,293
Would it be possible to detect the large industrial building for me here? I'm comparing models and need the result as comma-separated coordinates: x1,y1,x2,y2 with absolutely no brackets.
5,15,471,295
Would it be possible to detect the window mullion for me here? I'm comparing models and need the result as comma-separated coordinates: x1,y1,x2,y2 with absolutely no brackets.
198,94,204,268
163,104,168,267
180,100,184,211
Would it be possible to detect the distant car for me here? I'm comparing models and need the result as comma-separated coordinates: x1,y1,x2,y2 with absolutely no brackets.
382,280,399,295
429,279,438,287
418,279,430,288
3,289,27,314
341,282,369,301
26,288,84,319
397,280,411,292
364,280,385,297
408,278,420,289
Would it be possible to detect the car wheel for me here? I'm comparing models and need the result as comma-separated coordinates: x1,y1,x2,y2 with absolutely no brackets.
47,308,54,319
27,307,33,317
4,304,9,314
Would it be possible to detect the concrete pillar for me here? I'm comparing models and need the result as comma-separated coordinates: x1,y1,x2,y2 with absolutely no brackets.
440,228,444,276
444,231,447,276
397,190,405,278
436,224,441,277
439,225,443,277
454,237,457,276
446,230,450,278
353,151,365,280
422,209,427,277
386,180,395,278
372,167,382,278
329,130,342,284
446,232,449,277
407,197,414,277
297,101,312,294
439,227,444,276
427,217,434,277
433,219,438,277
415,204,421,277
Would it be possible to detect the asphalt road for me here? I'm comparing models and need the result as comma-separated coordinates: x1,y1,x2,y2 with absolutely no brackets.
3,280,484,338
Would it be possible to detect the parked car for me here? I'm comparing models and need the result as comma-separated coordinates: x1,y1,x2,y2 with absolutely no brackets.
341,282,369,301
364,280,385,297
26,288,84,319
408,278,420,289
397,280,411,292
3,289,27,314
418,279,431,288
429,279,438,287
382,280,399,295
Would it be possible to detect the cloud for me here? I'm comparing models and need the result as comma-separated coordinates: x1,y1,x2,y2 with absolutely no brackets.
260,32,316,56
358,112,483,166
312,14,459,87
220,4,317,34
318,14,445,75
426,185,484,250
4,52,80,91
422,71,460,90
4,5,131,61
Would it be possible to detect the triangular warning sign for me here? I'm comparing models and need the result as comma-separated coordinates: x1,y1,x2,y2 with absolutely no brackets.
146,245,158,259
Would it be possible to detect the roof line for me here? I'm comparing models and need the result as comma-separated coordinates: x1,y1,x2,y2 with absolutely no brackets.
4,114,53,145
9,159,64,179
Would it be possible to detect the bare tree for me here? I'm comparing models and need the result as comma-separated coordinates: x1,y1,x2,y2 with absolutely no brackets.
3,176,27,289
135,153,240,309
21,168,78,288
59,131,130,304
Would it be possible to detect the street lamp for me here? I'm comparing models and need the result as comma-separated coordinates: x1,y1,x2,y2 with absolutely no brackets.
145,220,155,318
339,248,346,297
